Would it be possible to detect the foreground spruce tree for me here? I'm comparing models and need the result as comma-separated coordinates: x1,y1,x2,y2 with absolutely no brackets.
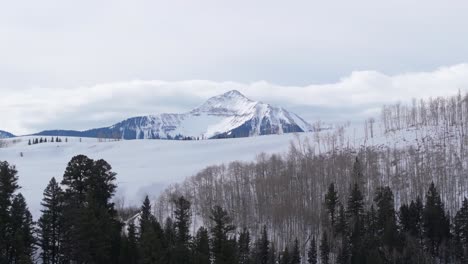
174,196,192,264
423,182,450,257
59,155,122,263
210,205,236,264
9,193,35,263
193,226,211,264
139,195,164,264
37,177,63,264
0,161,20,262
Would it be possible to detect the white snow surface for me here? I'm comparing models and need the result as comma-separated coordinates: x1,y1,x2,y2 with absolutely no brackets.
0,133,307,218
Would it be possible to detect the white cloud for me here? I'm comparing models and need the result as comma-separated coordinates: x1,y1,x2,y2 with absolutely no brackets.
2,64,468,135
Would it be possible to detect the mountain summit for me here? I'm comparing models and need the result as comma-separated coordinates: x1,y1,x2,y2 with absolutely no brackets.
36,90,312,139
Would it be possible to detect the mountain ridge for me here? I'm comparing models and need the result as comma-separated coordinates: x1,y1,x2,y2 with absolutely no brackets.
34,90,312,140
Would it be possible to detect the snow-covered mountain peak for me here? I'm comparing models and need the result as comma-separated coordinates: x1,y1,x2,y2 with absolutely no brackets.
191,90,257,116
34,90,313,139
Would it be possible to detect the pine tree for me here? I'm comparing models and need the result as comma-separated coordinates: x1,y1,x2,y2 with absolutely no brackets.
60,155,121,263
139,196,164,264
238,228,250,264
374,186,400,253
193,226,210,264
346,183,365,263
320,232,330,264
173,196,192,264
307,235,317,264
120,222,139,264
291,238,301,264
0,161,19,262
325,183,339,227
210,205,236,264
351,157,364,191
37,177,63,264
423,182,450,256
28,139,31,145
9,193,35,263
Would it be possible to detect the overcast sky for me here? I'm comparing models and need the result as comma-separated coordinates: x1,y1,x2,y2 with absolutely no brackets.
2,0,468,135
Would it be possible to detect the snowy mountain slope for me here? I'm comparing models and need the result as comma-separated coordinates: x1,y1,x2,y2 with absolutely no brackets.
0,133,308,218
34,90,313,139
0,130,15,138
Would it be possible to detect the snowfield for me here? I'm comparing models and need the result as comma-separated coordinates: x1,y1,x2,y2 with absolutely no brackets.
0,133,310,218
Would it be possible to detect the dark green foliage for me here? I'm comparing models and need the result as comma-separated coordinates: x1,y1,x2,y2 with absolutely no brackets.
374,187,400,253
120,222,139,264
307,235,317,264
193,227,210,264
9,194,35,263
59,155,122,263
422,182,450,256
210,205,236,264
139,196,164,264
37,177,62,264
173,196,192,264
0,161,20,263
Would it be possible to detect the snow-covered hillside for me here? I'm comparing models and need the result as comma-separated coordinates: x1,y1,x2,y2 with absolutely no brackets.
0,133,308,218
0,130,15,138
35,90,312,140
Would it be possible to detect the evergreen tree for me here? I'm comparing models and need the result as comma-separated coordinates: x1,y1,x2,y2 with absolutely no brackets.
193,226,210,264
325,183,339,227
173,196,192,264
0,161,19,262
60,155,122,263
320,232,330,264
139,196,164,264
346,183,366,263
28,139,31,145
37,177,63,264
307,235,317,264
9,193,35,263
238,228,250,264
423,182,450,256
210,205,236,264
120,222,139,264
374,187,400,254
290,238,301,264
162,217,176,263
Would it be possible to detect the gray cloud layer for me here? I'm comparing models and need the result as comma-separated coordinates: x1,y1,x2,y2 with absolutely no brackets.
1,0,468,88
3,64,468,135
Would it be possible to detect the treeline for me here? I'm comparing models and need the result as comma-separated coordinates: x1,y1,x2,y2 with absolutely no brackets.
28,137,67,145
